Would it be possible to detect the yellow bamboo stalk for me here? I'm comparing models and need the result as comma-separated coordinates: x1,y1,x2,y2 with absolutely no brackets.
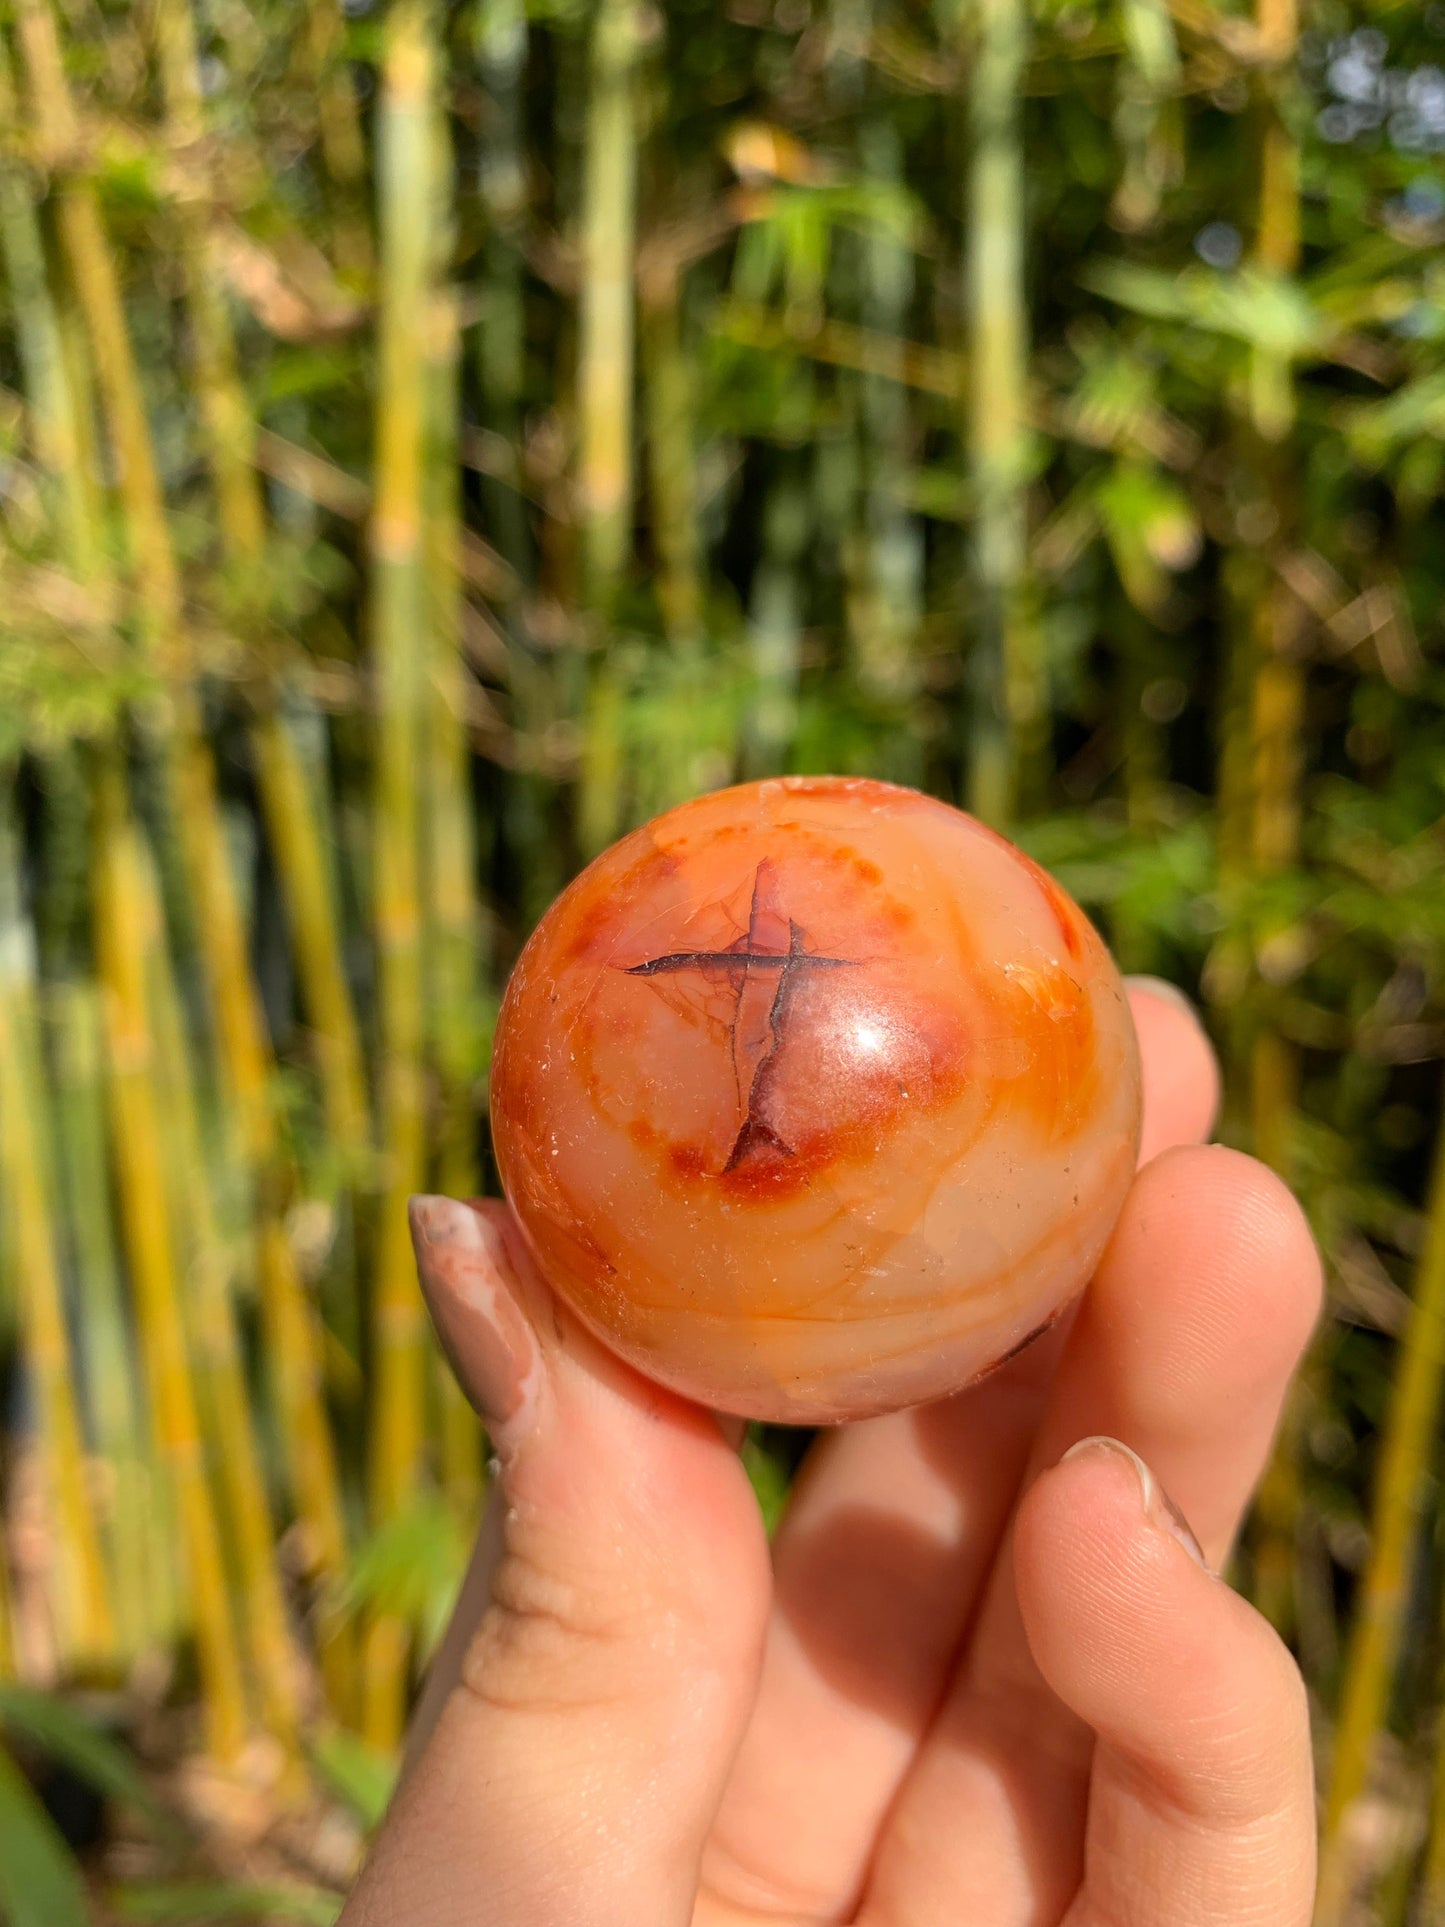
363,0,437,1746
17,0,255,1144
31,0,356,1724
165,717,272,1144
964,0,1038,827
51,980,163,1663
250,713,372,1167
1316,1097,1445,1924
0,27,161,1672
150,0,361,1648
176,737,356,1718
1225,0,1306,1659
91,761,250,1761
20,0,257,1149
577,0,642,605
474,0,530,577
162,728,356,1721
13,0,182,636
154,1,265,567
854,109,924,705
135,837,301,1744
424,108,485,1520
0,1000,115,1668
152,0,371,1173
1420,1622,1445,1913
1245,0,1302,1182
0,29,101,578
0,845,115,1672
303,0,372,281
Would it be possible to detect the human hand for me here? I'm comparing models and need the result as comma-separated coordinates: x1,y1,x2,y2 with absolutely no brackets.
341,980,1320,1927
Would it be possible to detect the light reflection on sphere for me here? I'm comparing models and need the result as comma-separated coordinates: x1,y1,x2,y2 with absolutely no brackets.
490,776,1141,1424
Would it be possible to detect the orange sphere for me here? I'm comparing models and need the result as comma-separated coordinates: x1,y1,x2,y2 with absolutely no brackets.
490,777,1141,1423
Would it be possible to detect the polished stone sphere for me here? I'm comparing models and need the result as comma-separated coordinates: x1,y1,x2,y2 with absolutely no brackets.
489,776,1141,1423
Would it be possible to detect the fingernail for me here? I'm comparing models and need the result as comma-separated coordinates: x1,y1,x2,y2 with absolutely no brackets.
408,1196,542,1448
1123,974,1203,1026
1060,1435,1208,1568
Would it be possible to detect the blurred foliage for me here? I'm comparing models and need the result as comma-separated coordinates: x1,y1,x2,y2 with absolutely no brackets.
0,0,1441,1917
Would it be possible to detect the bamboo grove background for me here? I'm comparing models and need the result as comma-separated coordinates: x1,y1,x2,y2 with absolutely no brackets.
0,0,1441,1918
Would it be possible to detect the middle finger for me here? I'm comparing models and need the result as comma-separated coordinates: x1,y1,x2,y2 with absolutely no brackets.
860,1143,1321,1927
700,982,1219,1922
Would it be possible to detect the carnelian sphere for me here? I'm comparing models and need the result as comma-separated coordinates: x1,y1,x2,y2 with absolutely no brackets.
490,776,1141,1424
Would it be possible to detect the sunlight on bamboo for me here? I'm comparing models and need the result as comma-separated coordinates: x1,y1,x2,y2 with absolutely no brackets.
963,0,1037,828
363,0,439,1747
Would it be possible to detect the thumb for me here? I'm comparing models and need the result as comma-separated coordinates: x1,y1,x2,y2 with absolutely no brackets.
342,1196,771,1927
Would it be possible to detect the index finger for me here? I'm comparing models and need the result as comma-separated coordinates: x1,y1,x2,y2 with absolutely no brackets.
1126,975,1221,1164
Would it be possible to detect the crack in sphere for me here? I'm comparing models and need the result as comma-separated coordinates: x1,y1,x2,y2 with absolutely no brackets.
624,863,859,1174
490,776,1143,1424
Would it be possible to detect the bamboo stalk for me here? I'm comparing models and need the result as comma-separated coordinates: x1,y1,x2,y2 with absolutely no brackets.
640,259,704,646
36,0,355,1724
745,466,809,778
474,0,530,577
20,0,255,1154
1243,176,1303,1161
153,0,264,567
1315,1095,1445,1925
163,718,356,1715
1419,1609,1445,1914
1245,0,1303,1186
160,739,358,1720
50,979,163,1664
0,29,101,577
963,0,1037,827
91,760,250,1761
363,0,438,1747
303,0,372,282
424,101,487,1519
16,0,254,1145
131,830,302,1743
1222,0,1307,1665
13,0,181,636
577,0,642,607
150,0,372,1162
473,0,558,920
0,791,115,1673
0,29,161,1673
855,110,923,703
1200,0,1303,1134
152,0,368,1334
578,655,627,855
250,710,372,1169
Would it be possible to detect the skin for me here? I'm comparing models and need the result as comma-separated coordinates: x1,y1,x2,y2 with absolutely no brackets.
341,980,1320,1927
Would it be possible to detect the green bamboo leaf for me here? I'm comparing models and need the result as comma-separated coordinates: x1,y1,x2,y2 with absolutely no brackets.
111,1883,340,1925
1093,461,1201,613
1082,260,1323,357
1078,257,1188,322
0,1741,92,1927
0,1687,174,1835
1117,0,1180,90
342,1493,468,1656
308,1729,397,1832
1346,368,1445,461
